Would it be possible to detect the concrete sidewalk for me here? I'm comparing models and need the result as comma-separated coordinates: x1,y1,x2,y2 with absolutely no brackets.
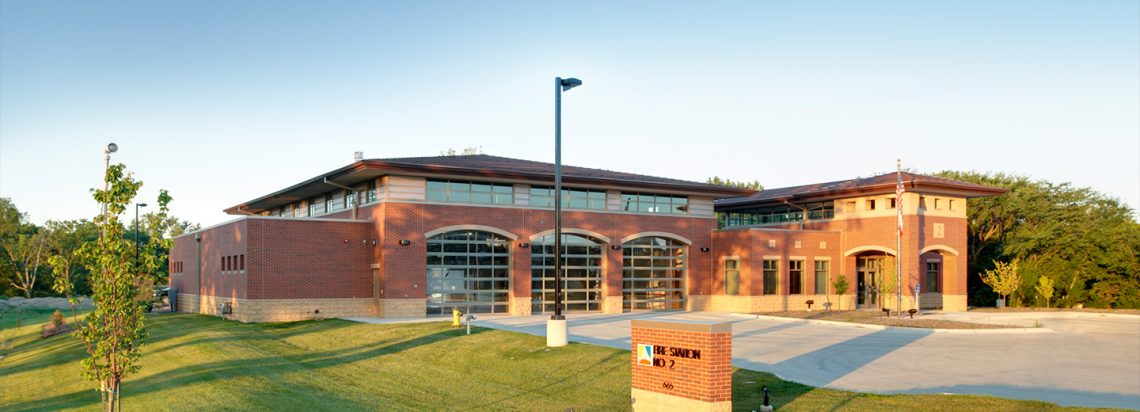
473,311,1140,409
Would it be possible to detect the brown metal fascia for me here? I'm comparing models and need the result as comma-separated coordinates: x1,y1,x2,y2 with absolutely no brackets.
358,160,755,197
225,159,756,214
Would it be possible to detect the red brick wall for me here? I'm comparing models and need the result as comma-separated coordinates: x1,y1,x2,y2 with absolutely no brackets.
245,218,374,299
760,214,966,295
169,228,198,294
369,202,717,301
169,219,248,299
711,229,842,296
631,322,732,403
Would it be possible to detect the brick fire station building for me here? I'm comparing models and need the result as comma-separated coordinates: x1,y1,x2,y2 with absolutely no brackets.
169,154,1005,322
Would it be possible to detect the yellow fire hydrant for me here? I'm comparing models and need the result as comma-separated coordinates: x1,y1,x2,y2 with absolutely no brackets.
452,308,462,328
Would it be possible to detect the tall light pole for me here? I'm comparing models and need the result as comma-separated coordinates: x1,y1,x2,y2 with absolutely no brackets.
548,76,582,348
135,203,148,268
101,143,118,239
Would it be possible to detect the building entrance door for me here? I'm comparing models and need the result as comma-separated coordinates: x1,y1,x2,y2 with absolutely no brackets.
856,256,883,309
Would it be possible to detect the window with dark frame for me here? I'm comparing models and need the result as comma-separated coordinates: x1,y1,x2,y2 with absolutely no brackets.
789,260,804,294
529,186,606,210
366,180,378,203
814,260,829,295
619,192,688,214
925,261,941,293
762,259,779,295
426,179,513,205
724,259,740,295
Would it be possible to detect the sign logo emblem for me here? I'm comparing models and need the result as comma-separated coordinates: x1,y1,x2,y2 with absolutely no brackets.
637,343,653,366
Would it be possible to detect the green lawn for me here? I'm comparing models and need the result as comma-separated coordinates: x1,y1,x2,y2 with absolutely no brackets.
0,309,1118,411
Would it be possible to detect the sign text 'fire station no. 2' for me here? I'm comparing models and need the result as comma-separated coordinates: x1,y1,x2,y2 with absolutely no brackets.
637,343,701,369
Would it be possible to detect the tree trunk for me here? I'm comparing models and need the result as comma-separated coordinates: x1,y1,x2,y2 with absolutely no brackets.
105,377,119,412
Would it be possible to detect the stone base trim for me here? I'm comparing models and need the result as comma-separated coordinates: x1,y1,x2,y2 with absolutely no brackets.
379,298,426,318
176,294,374,322
941,294,967,312
509,295,532,316
918,293,944,310
631,381,731,412
689,294,857,312
602,295,623,314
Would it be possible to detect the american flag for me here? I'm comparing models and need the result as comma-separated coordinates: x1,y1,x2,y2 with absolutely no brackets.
896,172,905,236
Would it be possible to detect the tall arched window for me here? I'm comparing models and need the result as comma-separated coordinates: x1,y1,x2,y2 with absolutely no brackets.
426,230,511,315
531,233,604,313
622,236,686,310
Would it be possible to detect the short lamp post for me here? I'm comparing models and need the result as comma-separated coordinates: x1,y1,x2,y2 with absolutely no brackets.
548,76,582,348
135,203,148,268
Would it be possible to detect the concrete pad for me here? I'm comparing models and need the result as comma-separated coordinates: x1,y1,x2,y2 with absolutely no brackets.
475,311,1140,409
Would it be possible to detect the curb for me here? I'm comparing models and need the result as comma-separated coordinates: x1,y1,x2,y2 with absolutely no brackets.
736,313,1053,334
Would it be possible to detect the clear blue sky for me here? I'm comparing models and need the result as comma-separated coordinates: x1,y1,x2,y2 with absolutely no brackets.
2,1,1138,226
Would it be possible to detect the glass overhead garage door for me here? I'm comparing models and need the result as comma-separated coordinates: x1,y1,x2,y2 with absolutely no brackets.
531,233,604,313
622,236,686,311
426,230,511,315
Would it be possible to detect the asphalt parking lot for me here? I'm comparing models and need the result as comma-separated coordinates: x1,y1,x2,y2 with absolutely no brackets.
477,311,1140,409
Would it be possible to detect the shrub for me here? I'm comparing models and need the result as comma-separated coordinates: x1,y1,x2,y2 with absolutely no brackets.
50,309,65,328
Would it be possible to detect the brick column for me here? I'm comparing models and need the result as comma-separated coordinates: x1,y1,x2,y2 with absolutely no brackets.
630,320,732,412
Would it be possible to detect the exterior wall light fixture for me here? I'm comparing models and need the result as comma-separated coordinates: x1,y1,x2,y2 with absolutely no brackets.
518,243,530,249
399,239,412,246
700,247,711,253
611,245,622,251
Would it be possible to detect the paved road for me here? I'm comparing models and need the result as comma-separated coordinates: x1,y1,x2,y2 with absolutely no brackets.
476,311,1140,409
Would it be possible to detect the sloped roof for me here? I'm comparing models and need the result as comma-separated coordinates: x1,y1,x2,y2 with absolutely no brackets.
715,172,1007,208
373,154,722,188
225,154,756,214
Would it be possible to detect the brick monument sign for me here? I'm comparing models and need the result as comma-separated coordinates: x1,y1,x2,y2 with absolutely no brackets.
630,320,732,411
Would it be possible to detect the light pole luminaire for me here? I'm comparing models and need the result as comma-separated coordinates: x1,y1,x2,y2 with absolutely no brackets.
548,76,582,348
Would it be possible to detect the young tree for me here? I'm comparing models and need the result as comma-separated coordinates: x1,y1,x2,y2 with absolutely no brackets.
981,259,1022,307
832,275,850,310
55,164,170,412
1035,275,1055,308
874,258,899,311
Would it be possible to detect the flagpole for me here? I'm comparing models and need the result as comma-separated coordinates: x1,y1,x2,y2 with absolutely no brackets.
896,159,903,318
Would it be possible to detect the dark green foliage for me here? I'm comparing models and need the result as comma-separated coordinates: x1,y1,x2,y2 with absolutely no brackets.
1,198,196,298
936,171,1140,308
707,176,764,190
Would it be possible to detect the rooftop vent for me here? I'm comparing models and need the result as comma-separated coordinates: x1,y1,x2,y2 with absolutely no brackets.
354,151,363,161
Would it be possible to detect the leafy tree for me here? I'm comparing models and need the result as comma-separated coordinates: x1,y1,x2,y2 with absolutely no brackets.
706,176,763,190
45,219,99,296
831,275,849,310
53,163,172,412
1035,275,1055,308
0,198,36,296
4,229,48,298
936,171,1140,308
981,260,1021,306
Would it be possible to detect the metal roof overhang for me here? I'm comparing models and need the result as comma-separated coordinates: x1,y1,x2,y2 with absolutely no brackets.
715,181,1008,210
226,160,756,215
